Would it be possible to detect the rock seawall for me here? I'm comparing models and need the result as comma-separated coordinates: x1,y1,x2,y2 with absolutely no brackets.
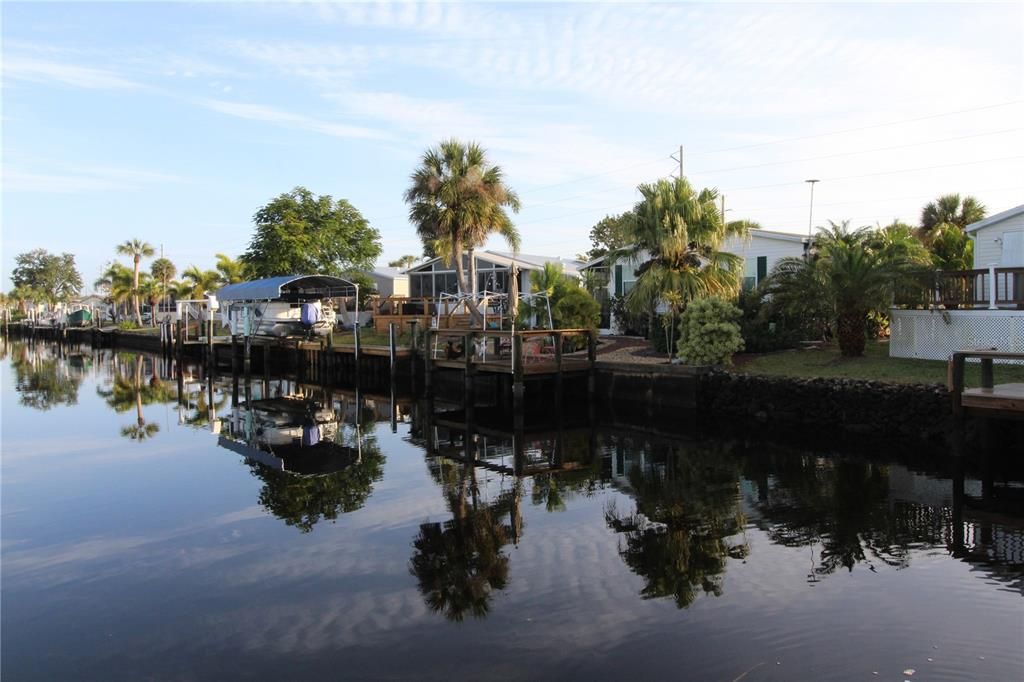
699,371,952,441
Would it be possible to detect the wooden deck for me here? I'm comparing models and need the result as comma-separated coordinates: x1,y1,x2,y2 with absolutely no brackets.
950,350,1024,419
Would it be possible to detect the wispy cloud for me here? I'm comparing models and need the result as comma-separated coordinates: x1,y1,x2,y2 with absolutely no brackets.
3,57,141,89
4,164,187,193
198,98,390,140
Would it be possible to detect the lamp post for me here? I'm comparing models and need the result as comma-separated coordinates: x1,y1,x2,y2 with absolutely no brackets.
805,179,819,238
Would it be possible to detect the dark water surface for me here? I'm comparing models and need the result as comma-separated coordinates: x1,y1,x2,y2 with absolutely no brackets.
2,341,1022,681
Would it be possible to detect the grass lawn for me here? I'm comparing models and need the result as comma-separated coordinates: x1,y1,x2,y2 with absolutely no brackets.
734,340,1024,388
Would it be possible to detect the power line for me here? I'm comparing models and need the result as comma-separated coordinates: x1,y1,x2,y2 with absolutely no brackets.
690,128,1021,176
686,100,1023,156
722,154,1024,193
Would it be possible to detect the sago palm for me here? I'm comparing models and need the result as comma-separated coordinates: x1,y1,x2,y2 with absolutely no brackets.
612,177,749,317
767,221,907,357
405,139,521,324
116,239,155,325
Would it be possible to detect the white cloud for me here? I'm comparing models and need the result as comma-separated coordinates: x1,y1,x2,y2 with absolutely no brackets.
3,164,187,193
198,98,390,140
3,57,141,89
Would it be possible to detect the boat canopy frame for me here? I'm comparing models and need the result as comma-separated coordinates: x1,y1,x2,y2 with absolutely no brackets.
215,275,361,304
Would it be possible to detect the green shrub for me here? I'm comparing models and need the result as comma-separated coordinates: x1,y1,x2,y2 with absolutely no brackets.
677,297,744,366
610,295,649,336
553,287,600,350
117,320,140,331
738,288,805,353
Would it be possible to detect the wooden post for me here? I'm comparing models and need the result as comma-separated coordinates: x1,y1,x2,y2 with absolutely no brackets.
408,319,420,393
554,331,564,409
512,332,524,416
587,329,597,397
951,352,965,416
207,314,214,370
389,322,397,377
464,331,477,406
424,328,434,397
244,333,252,376
980,356,994,389
231,334,239,375
175,320,183,361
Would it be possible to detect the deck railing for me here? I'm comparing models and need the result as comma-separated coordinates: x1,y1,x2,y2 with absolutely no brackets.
897,267,1024,309
423,327,598,378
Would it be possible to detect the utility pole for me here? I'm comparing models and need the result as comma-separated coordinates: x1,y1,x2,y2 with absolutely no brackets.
720,195,726,226
805,179,820,238
670,144,684,178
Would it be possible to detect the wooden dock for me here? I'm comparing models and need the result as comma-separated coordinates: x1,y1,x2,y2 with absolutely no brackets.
950,350,1024,419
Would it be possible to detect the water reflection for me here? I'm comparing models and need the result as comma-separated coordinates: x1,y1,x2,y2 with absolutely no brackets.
9,340,87,410
604,437,749,608
217,389,387,532
97,354,176,442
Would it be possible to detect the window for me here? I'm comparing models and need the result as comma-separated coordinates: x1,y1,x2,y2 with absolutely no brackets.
756,256,768,284
614,265,623,296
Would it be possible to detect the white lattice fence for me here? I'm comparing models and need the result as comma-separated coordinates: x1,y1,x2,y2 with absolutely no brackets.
890,309,1024,360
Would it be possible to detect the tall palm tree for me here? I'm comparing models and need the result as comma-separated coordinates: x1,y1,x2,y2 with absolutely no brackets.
116,240,155,325
767,221,909,357
150,257,177,308
405,139,521,324
388,255,419,270
919,194,986,239
612,177,749,317
214,253,248,286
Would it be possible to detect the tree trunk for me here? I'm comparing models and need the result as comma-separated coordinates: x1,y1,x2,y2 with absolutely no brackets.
133,255,142,325
837,309,867,357
452,240,483,325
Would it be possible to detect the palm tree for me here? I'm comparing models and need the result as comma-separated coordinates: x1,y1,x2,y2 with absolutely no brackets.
181,266,222,299
612,177,749,318
405,139,522,324
388,255,419,270
767,221,909,357
116,240,155,325
214,253,248,286
929,223,975,270
95,262,135,323
150,257,176,308
919,194,986,239
138,276,161,327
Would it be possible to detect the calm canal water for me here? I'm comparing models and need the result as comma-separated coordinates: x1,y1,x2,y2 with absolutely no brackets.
2,340,1022,681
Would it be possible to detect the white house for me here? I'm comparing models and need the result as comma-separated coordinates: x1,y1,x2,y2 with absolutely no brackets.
583,229,808,334
366,267,410,298
404,250,584,299
889,203,1024,360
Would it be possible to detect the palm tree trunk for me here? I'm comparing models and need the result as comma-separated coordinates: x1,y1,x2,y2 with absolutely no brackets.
837,309,867,357
133,255,142,325
452,240,483,325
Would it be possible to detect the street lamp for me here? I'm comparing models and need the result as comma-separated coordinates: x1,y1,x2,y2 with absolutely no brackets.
805,179,820,238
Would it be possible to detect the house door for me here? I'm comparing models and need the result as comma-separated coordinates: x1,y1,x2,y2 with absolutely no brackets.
1001,231,1023,266
1001,231,1023,305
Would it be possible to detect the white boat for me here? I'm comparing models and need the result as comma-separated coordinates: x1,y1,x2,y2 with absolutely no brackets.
226,300,336,338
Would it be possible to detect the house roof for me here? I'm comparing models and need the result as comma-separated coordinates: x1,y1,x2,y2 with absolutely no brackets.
215,275,359,302
966,204,1024,233
369,267,409,280
581,229,808,270
406,250,584,275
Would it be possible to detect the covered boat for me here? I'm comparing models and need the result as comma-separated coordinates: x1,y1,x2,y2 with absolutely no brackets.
215,275,360,338
67,309,93,327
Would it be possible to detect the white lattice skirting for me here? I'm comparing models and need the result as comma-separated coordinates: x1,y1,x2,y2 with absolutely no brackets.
890,308,1024,360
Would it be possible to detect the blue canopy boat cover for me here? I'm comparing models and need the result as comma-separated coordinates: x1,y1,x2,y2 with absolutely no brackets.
215,275,359,302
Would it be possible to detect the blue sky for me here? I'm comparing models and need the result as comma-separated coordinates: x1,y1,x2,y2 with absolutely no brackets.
3,1,1023,290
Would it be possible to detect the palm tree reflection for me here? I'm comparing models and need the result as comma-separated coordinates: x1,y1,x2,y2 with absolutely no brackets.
11,342,85,410
604,441,749,608
411,445,520,622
